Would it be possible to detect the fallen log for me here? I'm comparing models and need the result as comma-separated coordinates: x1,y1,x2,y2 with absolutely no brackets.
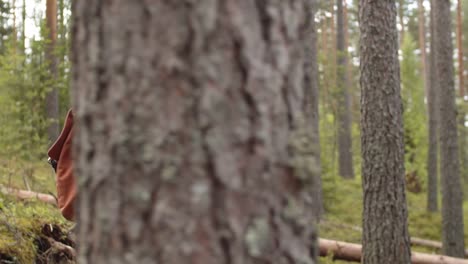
319,238,468,264
0,185,57,205
321,221,468,257
410,237,468,257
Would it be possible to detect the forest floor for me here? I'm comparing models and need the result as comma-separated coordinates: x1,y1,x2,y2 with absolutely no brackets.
0,160,75,263
0,160,466,263
320,176,468,263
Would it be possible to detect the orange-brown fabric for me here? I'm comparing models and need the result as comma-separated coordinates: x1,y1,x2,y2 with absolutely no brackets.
47,110,76,221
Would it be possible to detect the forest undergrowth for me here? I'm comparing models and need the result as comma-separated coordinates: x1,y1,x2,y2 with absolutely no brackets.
0,160,466,263
320,175,468,263
0,161,74,263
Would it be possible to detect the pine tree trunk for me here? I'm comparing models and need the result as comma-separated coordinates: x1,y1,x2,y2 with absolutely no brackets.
426,0,438,213
434,0,465,257
359,1,411,263
72,1,318,263
336,0,354,179
45,0,59,143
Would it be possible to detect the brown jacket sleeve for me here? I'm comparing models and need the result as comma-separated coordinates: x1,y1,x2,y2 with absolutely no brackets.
47,110,76,221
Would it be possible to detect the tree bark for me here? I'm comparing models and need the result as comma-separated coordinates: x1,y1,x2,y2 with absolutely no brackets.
46,0,59,143
359,0,411,263
434,0,465,258
426,0,438,213
72,1,317,263
336,0,354,179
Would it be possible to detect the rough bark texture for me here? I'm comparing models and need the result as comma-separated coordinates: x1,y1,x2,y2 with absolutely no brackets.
336,0,354,179
434,0,465,258
46,0,59,143
426,0,438,213
72,1,317,263
359,1,411,263
305,0,323,219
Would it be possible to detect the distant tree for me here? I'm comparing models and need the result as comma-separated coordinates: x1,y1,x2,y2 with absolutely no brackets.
434,0,465,257
45,0,59,143
426,0,438,213
458,0,467,183
0,1,12,54
336,0,354,179
73,1,318,263
418,0,427,97
307,0,324,219
398,0,407,44
458,0,465,99
401,35,427,195
360,1,411,263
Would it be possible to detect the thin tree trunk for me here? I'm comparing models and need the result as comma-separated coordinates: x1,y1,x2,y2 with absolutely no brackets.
336,0,354,179
426,0,438,213
306,0,323,219
45,0,59,143
360,0,411,263
72,1,318,263
399,0,405,45
434,0,465,257
344,4,354,113
458,0,465,98
456,0,467,181
11,0,16,55
20,0,24,53
418,0,427,98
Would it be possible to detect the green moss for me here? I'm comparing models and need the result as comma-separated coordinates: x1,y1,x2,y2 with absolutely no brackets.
0,160,71,263
0,195,70,263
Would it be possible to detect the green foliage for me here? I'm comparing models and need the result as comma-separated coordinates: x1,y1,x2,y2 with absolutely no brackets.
400,34,428,190
0,8,71,179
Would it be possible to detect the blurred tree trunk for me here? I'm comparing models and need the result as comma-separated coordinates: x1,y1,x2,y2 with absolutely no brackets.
399,0,406,45
307,0,323,219
45,0,59,143
426,0,438,213
73,1,318,263
360,1,411,263
20,0,24,53
418,0,427,98
458,0,465,98
336,0,354,179
11,0,15,55
457,0,467,182
434,0,465,257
